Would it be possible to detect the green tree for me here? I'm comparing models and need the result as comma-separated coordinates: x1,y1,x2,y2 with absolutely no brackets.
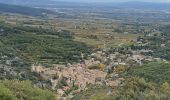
0,83,17,100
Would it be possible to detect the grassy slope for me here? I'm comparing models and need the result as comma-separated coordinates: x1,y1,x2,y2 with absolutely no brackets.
124,62,170,84
0,80,56,100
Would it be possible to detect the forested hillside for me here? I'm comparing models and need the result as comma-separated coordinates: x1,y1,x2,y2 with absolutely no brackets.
0,80,56,100
0,21,91,82
125,62,170,84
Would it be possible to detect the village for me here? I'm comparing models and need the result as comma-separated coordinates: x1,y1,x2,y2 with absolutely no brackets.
31,38,168,98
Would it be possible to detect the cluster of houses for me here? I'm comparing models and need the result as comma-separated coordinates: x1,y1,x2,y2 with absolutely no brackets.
87,49,156,71
31,63,107,96
31,46,167,98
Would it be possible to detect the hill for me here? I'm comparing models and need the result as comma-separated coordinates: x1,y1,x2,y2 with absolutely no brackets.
115,2,170,10
1,0,170,10
0,3,56,16
124,62,170,84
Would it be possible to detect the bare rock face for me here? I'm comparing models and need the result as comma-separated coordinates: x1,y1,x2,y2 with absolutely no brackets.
31,64,45,73
50,79,59,90
57,89,64,97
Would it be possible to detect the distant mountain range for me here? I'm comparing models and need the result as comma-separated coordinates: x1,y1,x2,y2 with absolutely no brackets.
0,0,170,10
113,1,170,10
0,0,56,5
0,3,56,16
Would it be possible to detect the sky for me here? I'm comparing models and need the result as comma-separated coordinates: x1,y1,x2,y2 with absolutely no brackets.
54,0,170,3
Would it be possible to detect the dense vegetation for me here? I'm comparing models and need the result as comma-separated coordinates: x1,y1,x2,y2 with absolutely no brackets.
73,77,170,100
150,25,170,60
124,62,170,84
0,23,91,65
128,25,170,60
0,22,91,82
0,80,56,100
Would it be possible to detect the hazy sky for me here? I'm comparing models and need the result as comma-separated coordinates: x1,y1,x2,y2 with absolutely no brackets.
54,0,170,3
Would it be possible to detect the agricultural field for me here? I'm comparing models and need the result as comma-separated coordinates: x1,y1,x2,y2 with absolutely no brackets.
0,1,170,100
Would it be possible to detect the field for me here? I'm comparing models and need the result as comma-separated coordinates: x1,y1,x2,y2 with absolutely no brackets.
0,12,142,49
1,2,170,99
